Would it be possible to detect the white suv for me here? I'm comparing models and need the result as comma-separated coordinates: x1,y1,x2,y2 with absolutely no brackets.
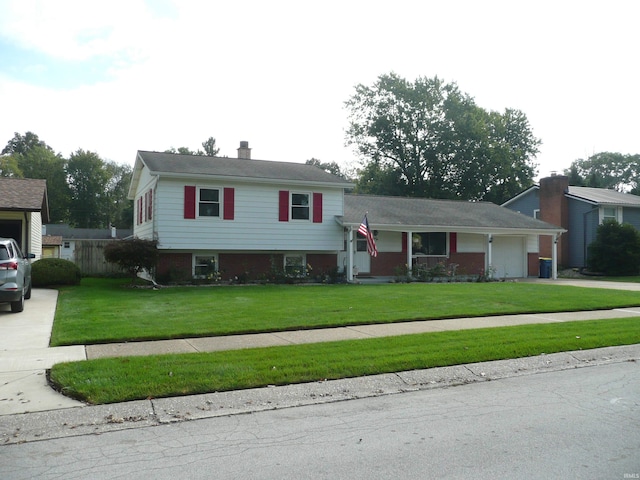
0,238,34,313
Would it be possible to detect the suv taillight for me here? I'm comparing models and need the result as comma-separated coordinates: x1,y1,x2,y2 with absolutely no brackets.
0,261,18,270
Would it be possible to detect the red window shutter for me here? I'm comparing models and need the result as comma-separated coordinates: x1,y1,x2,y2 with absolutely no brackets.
279,190,289,221
138,197,143,225
312,192,323,223
450,232,457,254
144,191,148,222
223,187,235,220
148,189,153,220
184,186,196,219
402,232,408,253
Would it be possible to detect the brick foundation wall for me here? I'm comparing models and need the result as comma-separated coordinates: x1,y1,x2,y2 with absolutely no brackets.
307,254,338,275
528,252,540,277
157,253,192,280
449,252,486,276
370,252,406,276
218,253,282,280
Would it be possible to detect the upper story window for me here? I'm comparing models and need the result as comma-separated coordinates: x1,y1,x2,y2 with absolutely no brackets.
600,206,621,223
199,188,220,217
291,193,310,220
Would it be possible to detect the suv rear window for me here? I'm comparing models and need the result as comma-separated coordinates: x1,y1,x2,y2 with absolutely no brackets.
0,245,9,260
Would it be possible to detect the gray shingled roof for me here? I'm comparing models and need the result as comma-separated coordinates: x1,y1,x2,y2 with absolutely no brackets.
567,186,640,206
135,151,352,187
343,194,564,233
0,178,49,222
45,224,133,240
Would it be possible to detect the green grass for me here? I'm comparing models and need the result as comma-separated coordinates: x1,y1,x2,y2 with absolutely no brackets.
50,278,640,346
49,317,640,404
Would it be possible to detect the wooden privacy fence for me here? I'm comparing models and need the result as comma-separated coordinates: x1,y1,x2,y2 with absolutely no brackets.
73,240,124,276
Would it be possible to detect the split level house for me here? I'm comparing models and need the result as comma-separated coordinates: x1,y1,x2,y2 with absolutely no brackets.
0,177,49,259
503,174,640,269
128,143,565,281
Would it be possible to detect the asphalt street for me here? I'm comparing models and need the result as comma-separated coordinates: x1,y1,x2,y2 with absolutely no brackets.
1,360,638,480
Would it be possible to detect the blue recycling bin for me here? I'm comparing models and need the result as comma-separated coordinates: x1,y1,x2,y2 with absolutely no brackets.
539,258,552,278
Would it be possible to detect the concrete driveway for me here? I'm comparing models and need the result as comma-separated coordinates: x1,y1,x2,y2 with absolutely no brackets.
0,289,86,416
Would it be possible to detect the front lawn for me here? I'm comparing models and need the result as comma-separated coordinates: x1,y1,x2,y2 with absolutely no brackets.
50,278,640,346
49,317,640,404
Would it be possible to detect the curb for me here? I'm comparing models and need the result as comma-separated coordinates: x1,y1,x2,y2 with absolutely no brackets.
2,344,638,446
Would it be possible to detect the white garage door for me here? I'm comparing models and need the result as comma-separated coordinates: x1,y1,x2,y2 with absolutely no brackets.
492,236,526,278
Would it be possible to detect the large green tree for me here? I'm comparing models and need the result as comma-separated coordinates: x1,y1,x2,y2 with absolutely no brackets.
345,73,540,202
1,132,70,222
563,152,640,193
66,149,111,228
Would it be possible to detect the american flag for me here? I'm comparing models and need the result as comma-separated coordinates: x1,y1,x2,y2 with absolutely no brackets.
358,214,378,257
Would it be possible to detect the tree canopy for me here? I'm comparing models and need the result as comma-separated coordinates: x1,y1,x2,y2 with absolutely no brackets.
345,73,540,203
1,131,132,228
564,152,640,194
165,136,220,156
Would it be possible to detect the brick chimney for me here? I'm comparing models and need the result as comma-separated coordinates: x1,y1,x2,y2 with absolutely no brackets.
539,174,569,265
237,141,251,159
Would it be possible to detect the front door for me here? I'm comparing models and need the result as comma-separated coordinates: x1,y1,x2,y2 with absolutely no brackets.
353,233,371,275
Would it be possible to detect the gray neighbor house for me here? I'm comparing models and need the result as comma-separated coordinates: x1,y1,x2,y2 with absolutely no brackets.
502,174,640,269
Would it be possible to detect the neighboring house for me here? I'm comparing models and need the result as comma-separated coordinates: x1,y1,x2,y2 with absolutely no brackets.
41,235,63,258
43,224,133,275
0,177,49,258
502,174,640,268
128,144,565,281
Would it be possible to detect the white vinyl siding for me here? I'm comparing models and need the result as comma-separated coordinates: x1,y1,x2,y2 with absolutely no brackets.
154,179,344,251
456,233,485,252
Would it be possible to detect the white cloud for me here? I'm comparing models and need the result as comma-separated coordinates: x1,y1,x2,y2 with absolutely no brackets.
1,0,639,177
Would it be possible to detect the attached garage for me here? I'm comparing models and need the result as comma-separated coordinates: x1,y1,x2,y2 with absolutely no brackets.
491,236,526,278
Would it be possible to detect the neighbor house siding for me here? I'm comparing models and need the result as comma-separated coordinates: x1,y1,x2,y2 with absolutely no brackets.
623,207,640,230
153,178,344,251
503,189,540,217
567,197,595,268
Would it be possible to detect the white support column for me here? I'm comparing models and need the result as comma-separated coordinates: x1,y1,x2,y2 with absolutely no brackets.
552,234,558,280
487,234,493,278
406,231,412,276
347,227,354,282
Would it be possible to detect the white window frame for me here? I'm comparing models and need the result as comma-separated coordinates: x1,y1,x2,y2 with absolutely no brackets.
599,206,621,224
290,192,310,221
284,253,306,276
198,187,221,218
193,253,218,278
533,209,540,220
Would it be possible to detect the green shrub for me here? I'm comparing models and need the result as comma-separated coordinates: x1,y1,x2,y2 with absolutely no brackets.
588,219,640,275
32,258,82,286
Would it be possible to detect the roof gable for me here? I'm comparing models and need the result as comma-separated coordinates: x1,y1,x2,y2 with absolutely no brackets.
0,178,49,222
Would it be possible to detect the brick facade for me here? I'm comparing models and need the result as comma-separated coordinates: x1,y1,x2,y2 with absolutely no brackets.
539,175,569,266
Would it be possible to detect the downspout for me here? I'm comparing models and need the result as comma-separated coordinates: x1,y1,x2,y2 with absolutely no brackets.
552,234,559,279
487,234,493,278
23,212,30,255
583,206,598,269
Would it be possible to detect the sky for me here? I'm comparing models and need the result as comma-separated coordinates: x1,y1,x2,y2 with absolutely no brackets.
0,0,638,180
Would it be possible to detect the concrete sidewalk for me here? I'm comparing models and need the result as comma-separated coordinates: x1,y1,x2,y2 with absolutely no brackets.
2,282,640,418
